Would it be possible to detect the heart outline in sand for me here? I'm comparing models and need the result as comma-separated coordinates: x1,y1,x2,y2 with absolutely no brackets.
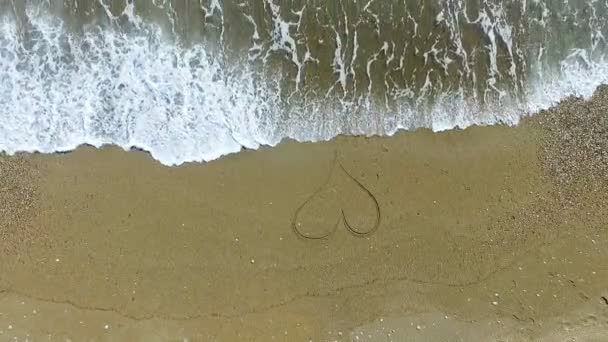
291,153,381,240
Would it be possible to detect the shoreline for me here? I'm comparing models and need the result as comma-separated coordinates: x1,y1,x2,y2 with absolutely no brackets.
4,0,608,168
1,88,607,340
0,85,602,168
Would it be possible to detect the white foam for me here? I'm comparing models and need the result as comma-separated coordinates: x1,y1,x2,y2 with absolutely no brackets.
1,10,607,166
0,14,281,165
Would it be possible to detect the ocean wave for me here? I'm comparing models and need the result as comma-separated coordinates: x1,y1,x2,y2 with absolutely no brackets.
1,1,607,165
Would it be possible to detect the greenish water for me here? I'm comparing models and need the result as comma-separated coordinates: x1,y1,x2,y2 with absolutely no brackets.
1,0,607,164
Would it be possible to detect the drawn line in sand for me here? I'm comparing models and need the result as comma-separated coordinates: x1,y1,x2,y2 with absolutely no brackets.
291,152,381,240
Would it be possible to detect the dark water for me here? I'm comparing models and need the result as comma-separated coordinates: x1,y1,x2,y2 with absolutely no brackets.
1,0,607,164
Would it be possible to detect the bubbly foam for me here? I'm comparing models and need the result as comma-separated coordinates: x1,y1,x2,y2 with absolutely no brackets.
1,3,607,165
1,13,283,165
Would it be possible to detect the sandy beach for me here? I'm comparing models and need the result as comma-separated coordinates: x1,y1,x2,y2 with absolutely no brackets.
1,87,608,341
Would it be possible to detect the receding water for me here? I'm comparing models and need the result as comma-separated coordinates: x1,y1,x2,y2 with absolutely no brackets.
1,0,607,164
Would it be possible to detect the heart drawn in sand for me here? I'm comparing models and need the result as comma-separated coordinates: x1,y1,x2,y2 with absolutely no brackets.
291,154,381,240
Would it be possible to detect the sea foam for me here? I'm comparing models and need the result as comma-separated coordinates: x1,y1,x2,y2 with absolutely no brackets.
1,3,607,165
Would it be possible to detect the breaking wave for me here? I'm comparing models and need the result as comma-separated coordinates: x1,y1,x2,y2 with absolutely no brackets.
1,0,607,165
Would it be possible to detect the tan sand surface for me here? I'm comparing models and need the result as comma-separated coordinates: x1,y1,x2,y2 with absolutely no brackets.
1,89,607,341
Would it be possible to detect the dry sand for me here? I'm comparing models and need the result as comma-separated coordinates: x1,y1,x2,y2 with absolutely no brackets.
1,88,607,341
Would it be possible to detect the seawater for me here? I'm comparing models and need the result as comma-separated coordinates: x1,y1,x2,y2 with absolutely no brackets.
1,0,607,165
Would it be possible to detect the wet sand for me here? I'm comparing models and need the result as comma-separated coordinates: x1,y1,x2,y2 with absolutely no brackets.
1,90,608,341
